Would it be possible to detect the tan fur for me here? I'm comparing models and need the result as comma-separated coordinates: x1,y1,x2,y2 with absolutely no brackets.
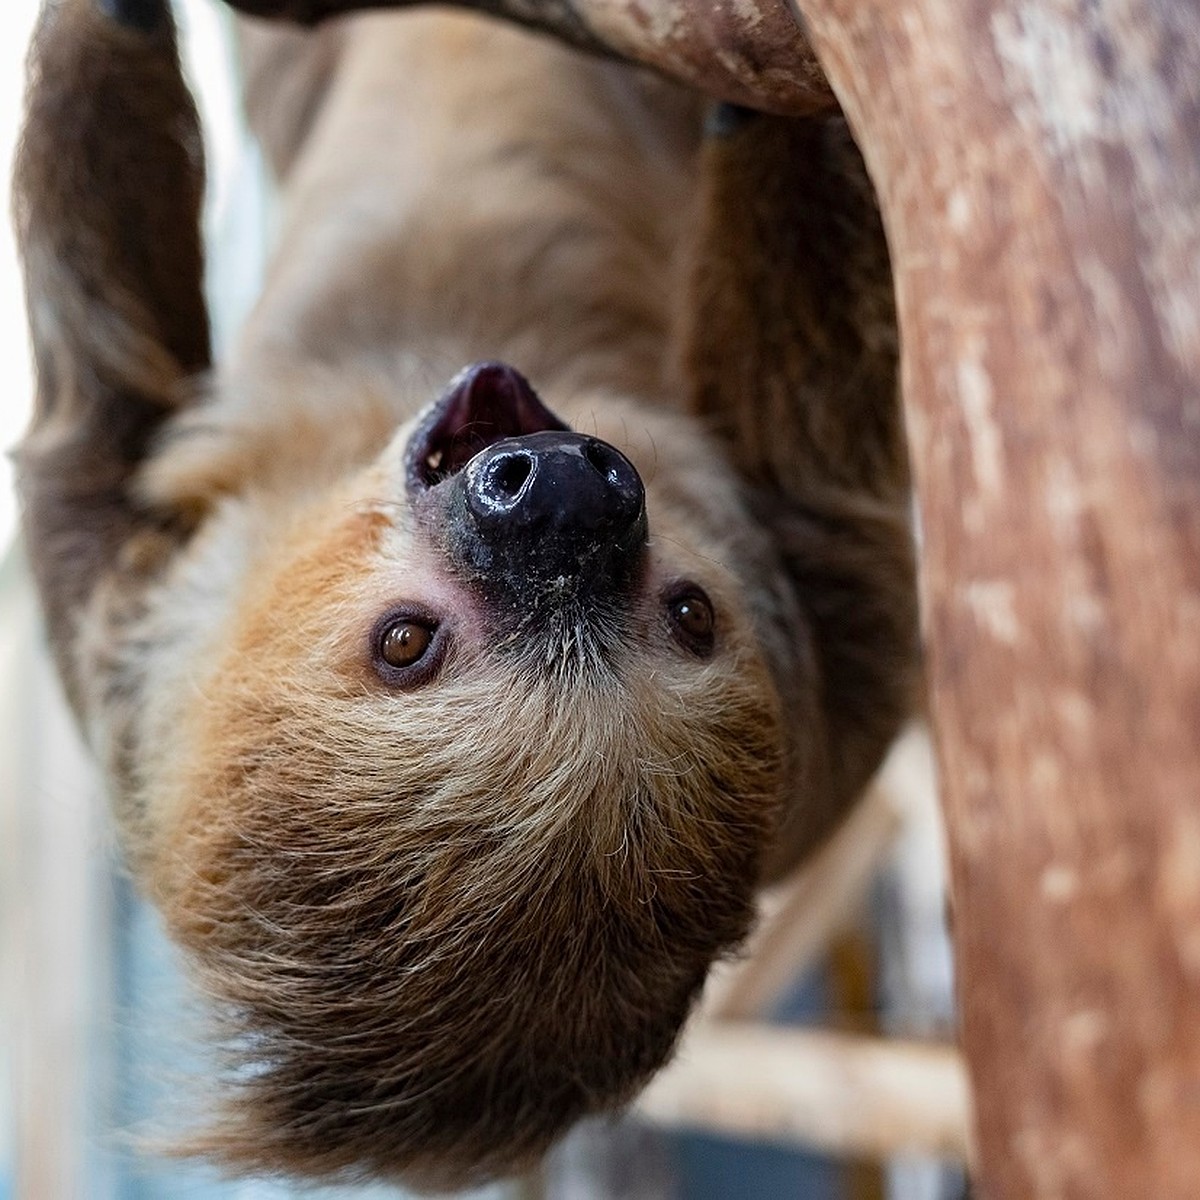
15,0,915,1187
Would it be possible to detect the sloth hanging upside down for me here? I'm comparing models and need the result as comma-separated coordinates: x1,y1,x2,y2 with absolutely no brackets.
14,0,917,1188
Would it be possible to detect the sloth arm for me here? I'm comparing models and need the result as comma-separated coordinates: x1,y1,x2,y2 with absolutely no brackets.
13,0,209,724
680,111,920,875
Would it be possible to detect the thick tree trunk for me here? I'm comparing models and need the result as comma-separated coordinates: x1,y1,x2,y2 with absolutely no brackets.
798,4,1200,1195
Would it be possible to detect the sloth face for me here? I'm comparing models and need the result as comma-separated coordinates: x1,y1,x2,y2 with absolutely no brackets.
151,363,788,1184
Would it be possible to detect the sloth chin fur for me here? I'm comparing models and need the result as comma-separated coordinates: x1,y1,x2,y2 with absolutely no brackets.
15,0,915,1188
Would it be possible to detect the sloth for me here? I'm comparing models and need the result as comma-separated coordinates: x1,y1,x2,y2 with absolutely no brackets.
15,0,916,1188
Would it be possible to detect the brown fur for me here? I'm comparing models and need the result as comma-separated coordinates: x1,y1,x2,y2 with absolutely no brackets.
14,1,915,1188
680,112,915,872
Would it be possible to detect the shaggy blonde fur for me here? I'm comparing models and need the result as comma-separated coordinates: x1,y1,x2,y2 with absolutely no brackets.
15,0,915,1187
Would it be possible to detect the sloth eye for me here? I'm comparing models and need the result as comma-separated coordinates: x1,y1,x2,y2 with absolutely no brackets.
372,612,443,685
666,585,715,657
381,620,433,667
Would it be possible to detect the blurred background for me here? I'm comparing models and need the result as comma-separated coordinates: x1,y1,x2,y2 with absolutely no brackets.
0,4,963,1197
0,1,41,555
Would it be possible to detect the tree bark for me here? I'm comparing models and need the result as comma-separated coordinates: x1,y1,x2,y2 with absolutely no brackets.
223,0,836,115
799,3,1200,1196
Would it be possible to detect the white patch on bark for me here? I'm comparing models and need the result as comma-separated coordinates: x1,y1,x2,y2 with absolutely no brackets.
1054,689,1094,737
1030,752,1063,797
645,0,686,43
1078,257,1133,378
729,0,765,32
992,4,1200,375
964,579,1020,645
1041,864,1079,902
1061,1008,1107,1055
992,8,1104,162
946,186,973,234
957,335,1003,500
1043,455,1107,635
1044,456,1084,538
1066,591,1106,637
1159,809,1200,979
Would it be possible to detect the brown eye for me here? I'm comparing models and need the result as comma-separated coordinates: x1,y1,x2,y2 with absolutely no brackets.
667,586,715,657
371,610,445,686
380,620,434,668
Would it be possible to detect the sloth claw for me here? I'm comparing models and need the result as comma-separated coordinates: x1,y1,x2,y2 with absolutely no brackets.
97,0,167,33
705,102,759,139
213,0,324,22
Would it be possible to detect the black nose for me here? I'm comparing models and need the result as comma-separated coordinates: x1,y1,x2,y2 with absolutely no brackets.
449,431,647,602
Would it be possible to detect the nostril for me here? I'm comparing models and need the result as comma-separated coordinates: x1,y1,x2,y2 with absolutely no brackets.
492,451,533,498
583,439,626,487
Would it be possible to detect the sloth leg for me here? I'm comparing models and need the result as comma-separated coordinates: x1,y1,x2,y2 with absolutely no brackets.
681,110,919,869
13,0,210,721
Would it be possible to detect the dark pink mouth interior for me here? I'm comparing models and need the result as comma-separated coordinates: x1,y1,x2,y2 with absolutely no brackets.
408,361,569,491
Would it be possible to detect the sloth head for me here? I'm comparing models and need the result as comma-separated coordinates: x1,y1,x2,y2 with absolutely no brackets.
148,362,799,1185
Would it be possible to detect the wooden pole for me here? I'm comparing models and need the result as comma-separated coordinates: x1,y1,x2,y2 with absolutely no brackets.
796,3,1200,1195
637,1025,972,1164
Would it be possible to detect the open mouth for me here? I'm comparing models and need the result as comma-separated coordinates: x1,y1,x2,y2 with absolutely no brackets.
406,361,569,494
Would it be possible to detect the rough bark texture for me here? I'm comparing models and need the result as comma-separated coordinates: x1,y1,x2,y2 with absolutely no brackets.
798,3,1200,1196
226,0,836,114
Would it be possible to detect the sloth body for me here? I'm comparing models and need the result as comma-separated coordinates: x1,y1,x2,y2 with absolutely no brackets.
16,0,915,1187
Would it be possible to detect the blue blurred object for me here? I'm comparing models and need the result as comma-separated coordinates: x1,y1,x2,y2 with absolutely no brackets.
668,959,844,1200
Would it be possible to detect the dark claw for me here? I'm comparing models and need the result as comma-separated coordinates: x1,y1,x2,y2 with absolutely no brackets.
213,0,325,22
705,102,759,138
98,0,167,33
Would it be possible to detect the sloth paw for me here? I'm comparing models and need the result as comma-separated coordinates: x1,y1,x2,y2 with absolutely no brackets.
97,0,167,33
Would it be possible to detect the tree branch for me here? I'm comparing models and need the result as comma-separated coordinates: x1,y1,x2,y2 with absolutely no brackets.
224,0,836,115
